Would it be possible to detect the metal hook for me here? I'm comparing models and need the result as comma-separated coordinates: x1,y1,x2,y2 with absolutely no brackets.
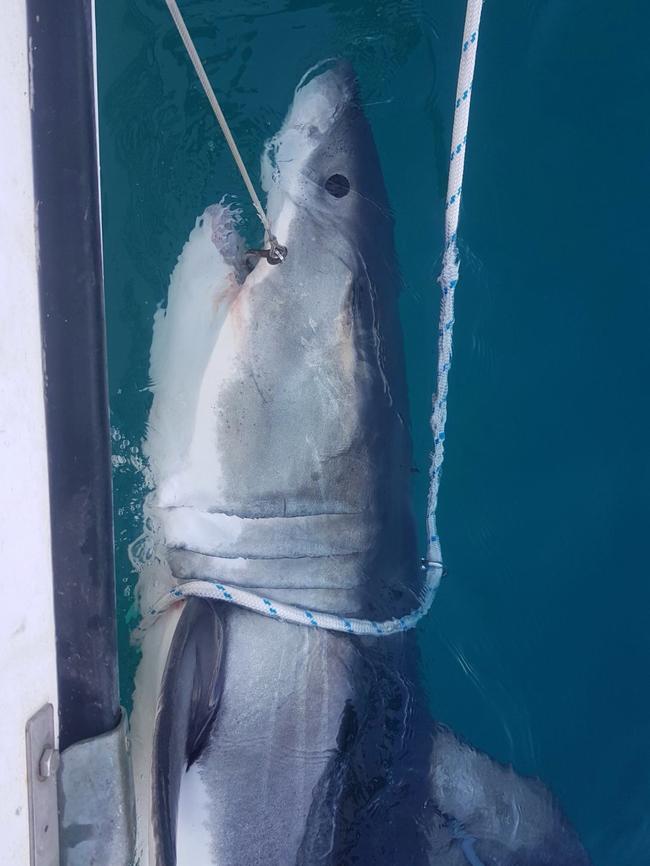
246,236,288,266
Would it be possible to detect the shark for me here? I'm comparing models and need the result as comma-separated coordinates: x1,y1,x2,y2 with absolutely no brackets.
130,60,592,866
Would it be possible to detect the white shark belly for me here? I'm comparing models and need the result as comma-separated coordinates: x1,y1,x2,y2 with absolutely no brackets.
174,606,360,866
176,764,212,866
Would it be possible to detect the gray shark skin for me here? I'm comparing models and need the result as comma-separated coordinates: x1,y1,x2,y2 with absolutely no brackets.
132,62,592,866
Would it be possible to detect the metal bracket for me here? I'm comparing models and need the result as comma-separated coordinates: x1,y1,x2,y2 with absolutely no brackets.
58,708,135,866
26,703,60,866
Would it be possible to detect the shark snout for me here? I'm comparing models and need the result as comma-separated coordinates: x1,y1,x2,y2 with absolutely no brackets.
287,59,356,136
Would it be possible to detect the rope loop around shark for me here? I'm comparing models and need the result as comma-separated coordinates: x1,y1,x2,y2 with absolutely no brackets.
137,1,485,639
136,560,443,638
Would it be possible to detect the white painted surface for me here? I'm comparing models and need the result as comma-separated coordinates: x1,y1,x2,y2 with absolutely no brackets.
0,3,59,862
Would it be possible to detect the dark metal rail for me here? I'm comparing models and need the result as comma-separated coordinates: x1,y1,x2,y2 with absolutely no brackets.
27,0,120,751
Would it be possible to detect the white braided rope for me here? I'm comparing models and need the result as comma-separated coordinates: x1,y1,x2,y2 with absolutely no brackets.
427,0,484,566
140,1,483,637
135,564,442,638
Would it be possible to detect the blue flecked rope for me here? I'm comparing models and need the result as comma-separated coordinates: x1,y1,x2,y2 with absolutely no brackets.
135,561,443,638
140,0,484,638
427,0,484,569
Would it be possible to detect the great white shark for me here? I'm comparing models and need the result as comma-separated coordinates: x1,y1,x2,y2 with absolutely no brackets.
130,61,591,866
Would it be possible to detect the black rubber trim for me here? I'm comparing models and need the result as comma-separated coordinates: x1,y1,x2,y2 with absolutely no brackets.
27,0,120,750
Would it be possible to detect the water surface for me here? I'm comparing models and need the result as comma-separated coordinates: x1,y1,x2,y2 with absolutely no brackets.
97,2,650,862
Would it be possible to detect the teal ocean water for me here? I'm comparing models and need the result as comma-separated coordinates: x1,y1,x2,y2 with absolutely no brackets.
97,2,650,862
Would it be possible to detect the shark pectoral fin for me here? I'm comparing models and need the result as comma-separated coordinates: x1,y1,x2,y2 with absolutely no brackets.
152,598,224,866
430,726,592,865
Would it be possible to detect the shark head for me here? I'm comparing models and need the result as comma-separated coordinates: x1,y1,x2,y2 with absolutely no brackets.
145,61,418,616
263,61,388,248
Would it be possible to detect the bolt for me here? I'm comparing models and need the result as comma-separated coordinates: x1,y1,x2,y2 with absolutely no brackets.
38,747,59,780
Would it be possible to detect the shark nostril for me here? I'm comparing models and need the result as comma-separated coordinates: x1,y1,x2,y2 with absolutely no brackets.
325,173,350,198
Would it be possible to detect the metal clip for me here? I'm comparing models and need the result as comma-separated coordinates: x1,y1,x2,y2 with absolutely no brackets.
246,236,288,266
421,558,447,577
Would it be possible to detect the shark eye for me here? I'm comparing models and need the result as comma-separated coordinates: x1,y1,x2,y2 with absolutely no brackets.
325,174,350,198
